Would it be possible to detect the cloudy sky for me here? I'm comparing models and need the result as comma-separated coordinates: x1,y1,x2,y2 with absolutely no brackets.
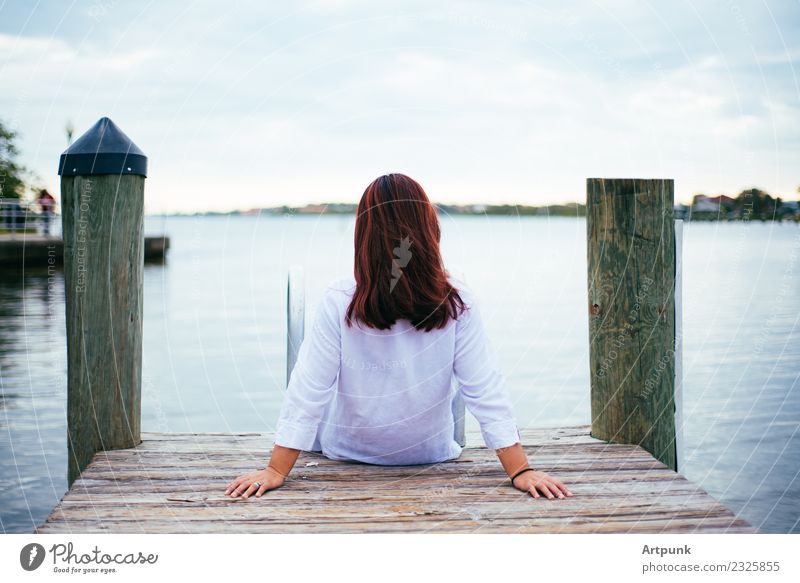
1,0,798,213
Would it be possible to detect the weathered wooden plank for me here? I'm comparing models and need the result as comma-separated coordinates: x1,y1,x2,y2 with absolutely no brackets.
90,440,653,455
57,489,709,506
132,426,601,443
36,516,755,535
62,476,692,499
63,475,701,494
47,498,732,522
40,503,745,527
37,521,755,534
81,454,667,469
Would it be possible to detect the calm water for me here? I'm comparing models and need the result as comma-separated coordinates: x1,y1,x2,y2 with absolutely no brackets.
1,215,798,533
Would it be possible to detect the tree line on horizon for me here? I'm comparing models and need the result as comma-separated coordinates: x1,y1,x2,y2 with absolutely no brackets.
684,190,799,221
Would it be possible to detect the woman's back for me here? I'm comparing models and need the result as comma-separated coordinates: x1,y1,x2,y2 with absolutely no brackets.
275,273,521,465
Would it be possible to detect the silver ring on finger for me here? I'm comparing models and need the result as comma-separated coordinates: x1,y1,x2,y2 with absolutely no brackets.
254,482,261,488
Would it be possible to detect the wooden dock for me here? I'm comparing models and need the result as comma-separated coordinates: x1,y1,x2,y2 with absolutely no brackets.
35,425,756,534
37,166,755,535
0,234,170,266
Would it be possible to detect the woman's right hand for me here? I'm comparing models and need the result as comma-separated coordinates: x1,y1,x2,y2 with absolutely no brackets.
512,469,573,499
225,467,286,498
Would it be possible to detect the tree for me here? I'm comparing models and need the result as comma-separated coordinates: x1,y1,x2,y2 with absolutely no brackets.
0,119,31,200
736,188,776,218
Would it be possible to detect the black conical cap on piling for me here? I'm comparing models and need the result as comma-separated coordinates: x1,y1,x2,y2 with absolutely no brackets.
58,117,147,177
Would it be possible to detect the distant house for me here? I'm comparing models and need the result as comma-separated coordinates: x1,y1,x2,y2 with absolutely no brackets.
691,195,721,214
708,194,736,210
778,200,800,221
299,204,328,214
674,204,690,220
690,194,741,219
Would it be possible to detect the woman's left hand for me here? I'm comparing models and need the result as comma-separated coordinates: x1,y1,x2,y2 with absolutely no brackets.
225,467,285,498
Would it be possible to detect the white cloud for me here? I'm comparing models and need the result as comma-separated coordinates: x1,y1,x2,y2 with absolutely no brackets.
0,1,798,212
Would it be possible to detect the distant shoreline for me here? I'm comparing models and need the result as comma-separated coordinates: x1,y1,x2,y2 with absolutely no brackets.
154,202,586,218
148,198,800,222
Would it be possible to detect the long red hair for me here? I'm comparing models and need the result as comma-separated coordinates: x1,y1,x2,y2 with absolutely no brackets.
345,173,465,331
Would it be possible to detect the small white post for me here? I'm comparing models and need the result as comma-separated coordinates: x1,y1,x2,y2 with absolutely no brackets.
674,219,684,472
287,266,305,387
450,267,467,447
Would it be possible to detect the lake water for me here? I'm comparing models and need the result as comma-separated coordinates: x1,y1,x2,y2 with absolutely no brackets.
1,215,798,533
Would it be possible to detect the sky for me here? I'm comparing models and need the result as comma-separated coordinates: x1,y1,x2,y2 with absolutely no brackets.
0,0,798,213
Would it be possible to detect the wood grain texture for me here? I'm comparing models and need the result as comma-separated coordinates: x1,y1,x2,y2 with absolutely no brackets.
586,178,677,471
35,426,755,534
61,174,144,488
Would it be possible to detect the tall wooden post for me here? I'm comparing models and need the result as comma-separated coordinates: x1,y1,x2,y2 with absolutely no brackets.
59,117,147,487
586,178,677,471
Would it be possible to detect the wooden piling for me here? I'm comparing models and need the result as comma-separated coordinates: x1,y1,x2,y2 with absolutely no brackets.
586,178,677,471
59,117,147,486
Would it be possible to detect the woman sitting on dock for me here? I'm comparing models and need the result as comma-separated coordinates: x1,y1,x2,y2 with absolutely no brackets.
225,173,572,501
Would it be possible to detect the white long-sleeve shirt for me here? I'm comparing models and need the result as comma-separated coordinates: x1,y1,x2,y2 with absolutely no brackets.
273,274,521,465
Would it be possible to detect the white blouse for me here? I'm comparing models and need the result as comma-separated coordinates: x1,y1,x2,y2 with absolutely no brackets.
273,274,521,465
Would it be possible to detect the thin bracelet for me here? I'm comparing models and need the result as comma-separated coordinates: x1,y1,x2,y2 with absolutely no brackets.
510,467,535,485
267,465,288,479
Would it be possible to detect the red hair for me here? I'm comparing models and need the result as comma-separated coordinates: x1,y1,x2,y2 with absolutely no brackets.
345,173,466,331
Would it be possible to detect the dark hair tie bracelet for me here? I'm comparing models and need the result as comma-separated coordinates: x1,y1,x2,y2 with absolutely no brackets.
510,467,536,485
